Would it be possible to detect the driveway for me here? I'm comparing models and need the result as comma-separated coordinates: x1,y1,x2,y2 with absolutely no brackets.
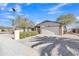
1,33,79,56
0,33,39,56
18,34,79,56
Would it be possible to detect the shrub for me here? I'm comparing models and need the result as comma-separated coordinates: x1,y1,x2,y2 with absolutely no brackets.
20,32,26,39
20,32,30,39
20,31,38,39
30,31,38,36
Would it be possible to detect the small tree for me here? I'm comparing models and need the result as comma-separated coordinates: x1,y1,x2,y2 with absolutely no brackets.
11,8,34,32
14,16,34,32
57,13,77,28
56,13,77,34
19,17,29,32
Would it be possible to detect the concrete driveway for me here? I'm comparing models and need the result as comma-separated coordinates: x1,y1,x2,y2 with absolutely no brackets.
0,33,39,56
18,34,79,56
1,33,79,56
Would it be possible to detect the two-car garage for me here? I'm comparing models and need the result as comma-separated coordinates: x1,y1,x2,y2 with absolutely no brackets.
41,27,59,35
36,20,64,35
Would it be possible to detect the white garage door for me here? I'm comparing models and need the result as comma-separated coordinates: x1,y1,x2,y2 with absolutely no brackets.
41,27,59,35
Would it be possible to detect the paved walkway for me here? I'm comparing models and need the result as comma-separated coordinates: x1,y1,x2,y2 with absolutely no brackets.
0,33,39,56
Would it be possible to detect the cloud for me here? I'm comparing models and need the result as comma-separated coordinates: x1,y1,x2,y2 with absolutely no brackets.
76,16,79,20
17,3,32,6
0,19,11,27
0,13,14,20
0,12,29,20
26,3,32,6
0,19,10,22
6,15,14,19
48,11,63,14
49,3,68,11
14,4,21,13
0,3,7,7
0,3,8,11
47,3,69,15
0,12,10,15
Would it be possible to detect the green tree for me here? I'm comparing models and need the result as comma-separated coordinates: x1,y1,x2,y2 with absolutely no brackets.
57,13,77,33
11,8,34,32
57,14,77,25
14,16,34,32
19,17,29,32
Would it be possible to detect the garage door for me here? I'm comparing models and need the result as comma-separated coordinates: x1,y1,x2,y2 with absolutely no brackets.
41,27,59,35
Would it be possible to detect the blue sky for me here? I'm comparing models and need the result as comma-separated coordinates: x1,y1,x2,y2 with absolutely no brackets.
0,3,79,27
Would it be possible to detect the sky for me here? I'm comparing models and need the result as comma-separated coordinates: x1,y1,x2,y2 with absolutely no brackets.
0,3,79,27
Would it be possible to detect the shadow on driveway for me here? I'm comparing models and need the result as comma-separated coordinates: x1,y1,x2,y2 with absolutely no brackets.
31,36,79,56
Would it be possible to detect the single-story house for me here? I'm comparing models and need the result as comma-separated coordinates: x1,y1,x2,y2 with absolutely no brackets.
17,27,34,32
16,20,65,35
72,28,79,33
0,26,12,32
68,22,79,34
35,20,65,35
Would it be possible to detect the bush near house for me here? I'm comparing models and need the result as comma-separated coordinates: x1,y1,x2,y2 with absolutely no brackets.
20,32,29,39
30,31,38,36
20,31,38,39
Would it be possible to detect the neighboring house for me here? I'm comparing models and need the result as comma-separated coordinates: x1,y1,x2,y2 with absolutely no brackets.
0,26,12,33
35,20,65,35
68,28,79,34
68,23,79,34
72,28,79,33
71,26,79,34
18,28,33,32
